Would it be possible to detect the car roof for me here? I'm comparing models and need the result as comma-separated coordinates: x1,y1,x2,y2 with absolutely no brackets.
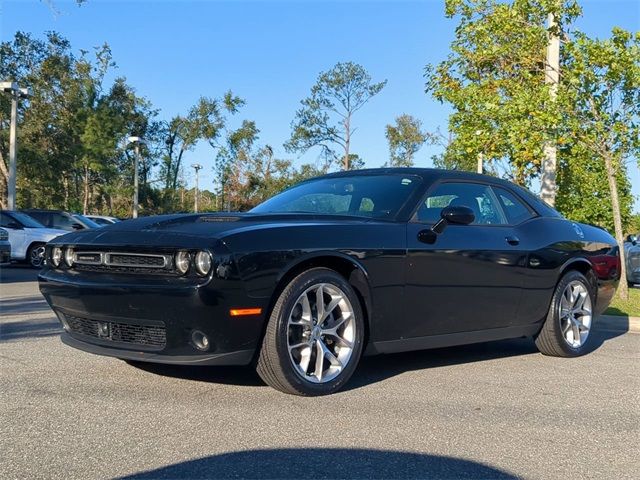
315,168,561,218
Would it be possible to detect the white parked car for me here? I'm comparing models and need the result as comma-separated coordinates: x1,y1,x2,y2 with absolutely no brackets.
0,210,67,268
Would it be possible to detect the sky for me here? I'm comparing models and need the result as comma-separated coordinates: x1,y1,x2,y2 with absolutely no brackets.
2,0,639,210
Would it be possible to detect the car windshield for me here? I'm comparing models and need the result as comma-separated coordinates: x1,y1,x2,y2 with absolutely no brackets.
9,212,46,228
250,174,422,219
73,214,100,228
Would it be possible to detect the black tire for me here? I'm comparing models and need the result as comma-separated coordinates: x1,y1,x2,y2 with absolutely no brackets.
27,243,46,269
535,270,595,357
256,268,365,396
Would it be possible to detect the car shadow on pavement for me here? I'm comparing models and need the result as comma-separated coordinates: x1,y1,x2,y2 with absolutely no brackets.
0,319,61,342
0,295,51,316
0,265,40,284
119,448,517,479
126,325,625,391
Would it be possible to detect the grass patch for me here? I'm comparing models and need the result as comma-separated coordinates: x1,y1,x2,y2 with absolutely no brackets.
604,286,640,317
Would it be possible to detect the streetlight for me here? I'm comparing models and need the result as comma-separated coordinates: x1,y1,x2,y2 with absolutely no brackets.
127,136,144,218
191,163,203,213
1,81,30,210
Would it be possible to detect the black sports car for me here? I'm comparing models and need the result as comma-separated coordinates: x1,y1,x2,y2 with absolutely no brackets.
39,169,620,395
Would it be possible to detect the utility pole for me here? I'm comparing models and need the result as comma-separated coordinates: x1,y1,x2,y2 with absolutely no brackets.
541,13,560,206
127,136,144,218
1,82,30,210
191,163,202,213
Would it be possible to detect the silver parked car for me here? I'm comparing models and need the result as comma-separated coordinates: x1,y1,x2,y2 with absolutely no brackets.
624,234,640,287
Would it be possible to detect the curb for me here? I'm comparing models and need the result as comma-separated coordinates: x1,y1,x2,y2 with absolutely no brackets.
597,315,640,333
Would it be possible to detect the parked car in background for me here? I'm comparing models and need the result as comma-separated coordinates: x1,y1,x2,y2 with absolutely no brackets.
85,215,121,227
22,209,100,232
0,211,67,268
624,234,640,287
0,227,11,266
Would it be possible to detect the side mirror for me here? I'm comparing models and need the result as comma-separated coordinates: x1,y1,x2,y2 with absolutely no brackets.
6,221,23,230
418,206,475,245
71,223,84,230
432,205,475,234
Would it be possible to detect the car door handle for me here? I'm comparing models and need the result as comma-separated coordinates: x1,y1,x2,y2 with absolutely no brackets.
505,235,520,246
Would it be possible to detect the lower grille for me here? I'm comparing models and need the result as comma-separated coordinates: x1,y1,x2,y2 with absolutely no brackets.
64,314,166,349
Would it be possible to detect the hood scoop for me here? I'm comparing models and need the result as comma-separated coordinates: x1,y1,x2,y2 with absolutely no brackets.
198,215,242,223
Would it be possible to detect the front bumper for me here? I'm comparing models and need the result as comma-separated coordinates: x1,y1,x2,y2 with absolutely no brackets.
0,244,10,266
60,332,253,365
39,268,267,366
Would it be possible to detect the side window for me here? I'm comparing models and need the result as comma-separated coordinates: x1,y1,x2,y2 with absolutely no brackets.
415,182,507,225
26,212,48,226
0,213,12,228
493,187,534,225
51,213,75,229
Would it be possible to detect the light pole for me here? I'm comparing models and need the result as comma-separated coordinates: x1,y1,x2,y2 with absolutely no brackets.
475,130,484,174
1,82,30,210
127,136,144,218
191,163,202,213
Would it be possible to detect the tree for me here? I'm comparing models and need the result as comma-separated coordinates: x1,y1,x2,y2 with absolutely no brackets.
425,0,581,185
385,114,429,167
0,32,157,215
285,62,386,170
558,28,640,299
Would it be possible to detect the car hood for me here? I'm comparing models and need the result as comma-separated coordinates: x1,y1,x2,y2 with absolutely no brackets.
46,212,375,248
26,227,68,240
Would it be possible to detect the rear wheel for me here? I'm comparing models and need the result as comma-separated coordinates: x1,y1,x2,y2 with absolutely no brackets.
535,270,595,357
256,268,364,396
27,243,46,269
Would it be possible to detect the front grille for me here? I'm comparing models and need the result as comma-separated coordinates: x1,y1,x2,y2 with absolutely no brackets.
106,253,167,268
67,250,174,274
64,314,166,349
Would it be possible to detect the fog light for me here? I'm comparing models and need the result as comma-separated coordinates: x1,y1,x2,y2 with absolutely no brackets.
175,251,190,275
195,251,212,276
51,247,63,267
64,247,74,267
191,330,210,351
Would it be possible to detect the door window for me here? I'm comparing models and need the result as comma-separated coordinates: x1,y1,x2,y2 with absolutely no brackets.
493,187,535,225
415,182,507,225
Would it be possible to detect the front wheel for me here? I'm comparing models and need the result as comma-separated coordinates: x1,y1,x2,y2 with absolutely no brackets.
535,270,595,357
27,243,46,269
256,268,365,396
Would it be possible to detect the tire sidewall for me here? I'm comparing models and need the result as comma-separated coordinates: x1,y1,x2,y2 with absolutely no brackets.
550,271,595,356
273,268,365,395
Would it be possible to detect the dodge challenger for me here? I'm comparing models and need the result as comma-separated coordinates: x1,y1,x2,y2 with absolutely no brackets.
39,169,620,395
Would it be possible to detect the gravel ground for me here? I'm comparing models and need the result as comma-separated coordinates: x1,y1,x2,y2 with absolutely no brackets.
1,266,638,479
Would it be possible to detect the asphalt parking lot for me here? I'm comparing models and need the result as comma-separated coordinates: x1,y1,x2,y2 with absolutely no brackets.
1,266,638,479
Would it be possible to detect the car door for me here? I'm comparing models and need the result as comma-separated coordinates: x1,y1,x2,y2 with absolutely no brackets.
0,212,27,259
403,181,530,338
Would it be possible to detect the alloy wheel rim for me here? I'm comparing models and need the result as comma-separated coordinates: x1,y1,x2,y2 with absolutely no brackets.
287,283,356,384
559,280,592,348
30,246,45,267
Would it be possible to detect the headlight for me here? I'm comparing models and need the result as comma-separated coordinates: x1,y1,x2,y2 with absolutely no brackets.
195,251,212,276
64,247,74,267
51,247,63,267
175,251,190,275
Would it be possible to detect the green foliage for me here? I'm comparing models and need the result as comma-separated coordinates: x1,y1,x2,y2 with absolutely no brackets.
425,0,581,185
285,62,386,170
385,114,429,167
556,143,633,232
556,29,639,234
